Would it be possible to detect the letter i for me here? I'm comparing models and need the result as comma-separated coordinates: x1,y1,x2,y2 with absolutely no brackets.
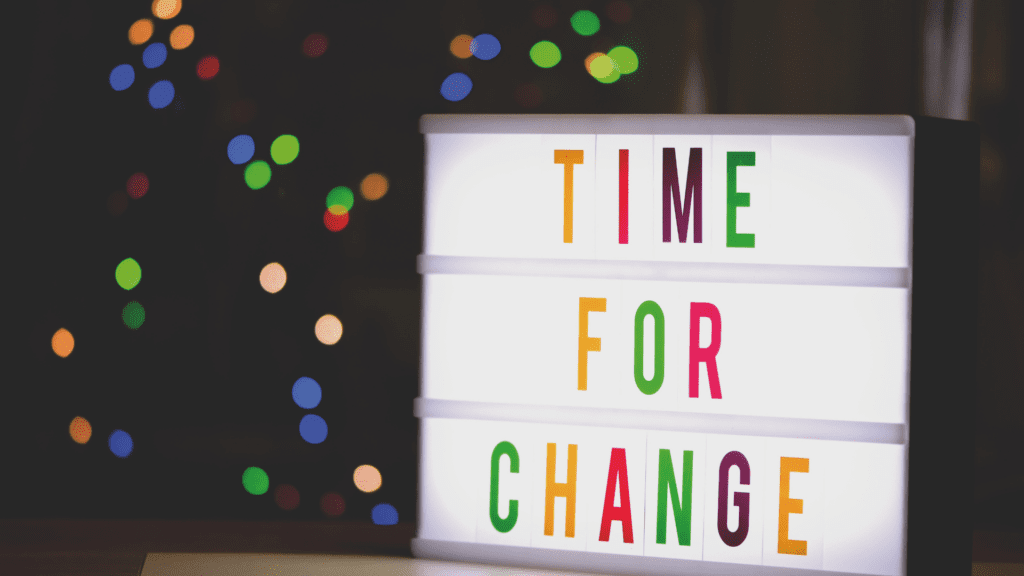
619,149,629,244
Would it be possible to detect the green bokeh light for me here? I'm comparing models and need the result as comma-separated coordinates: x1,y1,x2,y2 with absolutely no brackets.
590,54,615,79
244,161,272,190
242,466,269,495
122,301,146,330
115,258,141,290
596,67,621,84
608,46,639,74
326,186,354,212
270,135,300,165
530,41,561,68
570,10,600,36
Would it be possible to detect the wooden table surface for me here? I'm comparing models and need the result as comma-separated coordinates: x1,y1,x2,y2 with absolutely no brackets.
1,520,1021,575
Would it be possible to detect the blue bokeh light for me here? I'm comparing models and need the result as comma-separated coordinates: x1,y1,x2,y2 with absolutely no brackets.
109,64,135,91
292,377,322,409
372,503,399,525
142,42,168,69
148,80,174,109
108,429,134,458
227,135,256,165
299,414,328,444
470,34,501,60
440,73,472,102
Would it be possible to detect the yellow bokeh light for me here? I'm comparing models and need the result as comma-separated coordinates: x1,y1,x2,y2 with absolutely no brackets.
52,328,74,358
169,24,195,49
315,314,343,345
360,173,389,201
354,464,382,493
152,0,182,20
128,18,154,45
69,416,92,444
327,204,349,216
584,52,605,75
259,262,287,294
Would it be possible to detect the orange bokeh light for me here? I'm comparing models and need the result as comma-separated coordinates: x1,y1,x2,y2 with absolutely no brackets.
69,416,92,444
259,262,287,294
169,24,195,49
152,0,182,20
450,34,473,59
52,328,74,358
315,314,343,345
584,52,605,75
360,173,389,201
128,19,154,45
353,464,382,493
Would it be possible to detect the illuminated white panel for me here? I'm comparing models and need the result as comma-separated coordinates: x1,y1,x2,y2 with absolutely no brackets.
421,274,908,424
426,417,906,576
423,131,910,268
424,134,596,260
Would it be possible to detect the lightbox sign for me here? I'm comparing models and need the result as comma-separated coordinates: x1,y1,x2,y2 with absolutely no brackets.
413,115,979,576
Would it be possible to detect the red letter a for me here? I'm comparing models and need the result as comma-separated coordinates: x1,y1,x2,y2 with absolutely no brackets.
599,447,634,543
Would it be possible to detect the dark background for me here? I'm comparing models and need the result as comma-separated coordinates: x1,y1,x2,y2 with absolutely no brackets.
6,0,1022,532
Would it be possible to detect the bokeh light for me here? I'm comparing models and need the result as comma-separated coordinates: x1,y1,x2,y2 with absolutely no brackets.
292,377,322,409
242,466,269,495
142,42,168,69
109,64,135,91
584,52,604,75
108,191,129,216
514,83,543,108
531,4,557,28
440,72,472,102
449,34,473,59
470,33,501,60
607,0,633,24
274,484,300,510
326,186,354,214
314,314,342,345
360,174,389,201
148,80,174,109
259,262,287,294
270,134,300,165
244,161,272,190
169,24,194,49
69,416,91,444
108,429,134,458
303,33,329,58
52,328,74,358
299,414,328,444
530,41,561,68
320,492,345,517
127,172,149,199
354,465,382,493
589,54,617,82
152,0,182,20
196,55,219,80
115,258,142,290
323,209,349,232
608,45,639,74
128,19,154,45
372,503,399,526
227,135,255,165
570,10,601,35
122,301,146,330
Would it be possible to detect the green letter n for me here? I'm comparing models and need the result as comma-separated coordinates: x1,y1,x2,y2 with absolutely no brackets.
656,448,693,545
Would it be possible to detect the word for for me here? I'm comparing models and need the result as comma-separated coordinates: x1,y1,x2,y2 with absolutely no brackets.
579,297,722,396
555,148,757,247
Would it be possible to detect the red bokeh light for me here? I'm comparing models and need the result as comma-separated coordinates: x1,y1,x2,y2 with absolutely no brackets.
531,4,557,28
323,208,349,232
320,492,345,517
303,33,329,58
607,0,632,24
274,484,300,511
127,172,149,199
196,56,220,80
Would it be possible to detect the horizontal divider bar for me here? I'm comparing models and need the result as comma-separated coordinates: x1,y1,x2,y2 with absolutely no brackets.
411,538,875,576
418,254,910,289
414,397,906,445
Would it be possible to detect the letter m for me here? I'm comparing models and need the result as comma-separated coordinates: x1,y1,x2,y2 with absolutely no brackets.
663,147,703,243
